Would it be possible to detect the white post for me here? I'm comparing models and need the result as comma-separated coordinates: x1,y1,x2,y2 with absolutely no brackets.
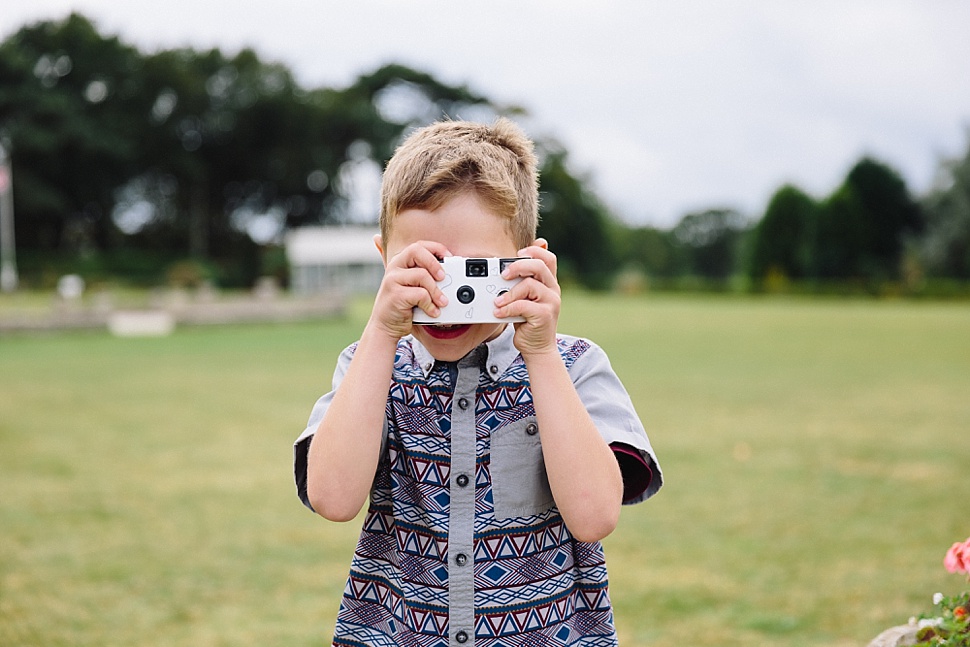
0,141,18,292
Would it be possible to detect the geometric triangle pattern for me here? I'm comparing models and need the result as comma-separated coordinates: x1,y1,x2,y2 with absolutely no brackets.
331,335,621,646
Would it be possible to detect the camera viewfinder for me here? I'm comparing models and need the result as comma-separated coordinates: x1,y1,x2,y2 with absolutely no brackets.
465,259,488,278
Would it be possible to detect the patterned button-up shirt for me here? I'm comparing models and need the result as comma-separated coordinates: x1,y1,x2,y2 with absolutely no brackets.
294,326,662,647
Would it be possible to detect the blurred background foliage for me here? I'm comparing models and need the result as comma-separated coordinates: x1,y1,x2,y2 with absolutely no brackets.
1,13,969,293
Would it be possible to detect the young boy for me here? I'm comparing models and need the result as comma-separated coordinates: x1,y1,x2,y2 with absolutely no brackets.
294,119,662,647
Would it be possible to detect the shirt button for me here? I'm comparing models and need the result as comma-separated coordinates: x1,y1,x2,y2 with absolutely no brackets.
489,364,499,375
455,553,468,567
458,397,469,410
456,474,470,488
456,630,469,643
526,422,538,436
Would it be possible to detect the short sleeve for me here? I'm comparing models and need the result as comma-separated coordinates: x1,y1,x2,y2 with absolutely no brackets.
568,339,663,504
293,343,357,512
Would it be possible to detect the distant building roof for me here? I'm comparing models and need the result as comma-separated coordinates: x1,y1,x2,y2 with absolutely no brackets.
285,227,381,266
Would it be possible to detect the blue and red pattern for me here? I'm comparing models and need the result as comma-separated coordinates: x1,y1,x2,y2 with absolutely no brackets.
332,336,619,647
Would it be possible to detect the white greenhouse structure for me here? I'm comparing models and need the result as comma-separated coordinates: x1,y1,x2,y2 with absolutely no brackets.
285,227,384,295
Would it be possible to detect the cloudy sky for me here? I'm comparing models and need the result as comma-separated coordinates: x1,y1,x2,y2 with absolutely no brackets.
4,1,970,227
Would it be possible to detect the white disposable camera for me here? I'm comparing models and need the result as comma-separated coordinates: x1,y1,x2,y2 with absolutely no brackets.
412,257,526,324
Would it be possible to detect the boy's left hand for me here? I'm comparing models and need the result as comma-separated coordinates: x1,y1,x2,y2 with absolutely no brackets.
492,238,561,358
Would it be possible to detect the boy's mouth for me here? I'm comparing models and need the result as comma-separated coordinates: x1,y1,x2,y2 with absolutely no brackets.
423,324,472,340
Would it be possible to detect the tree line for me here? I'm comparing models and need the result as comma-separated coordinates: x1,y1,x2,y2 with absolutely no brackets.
2,14,968,294
613,143,970,295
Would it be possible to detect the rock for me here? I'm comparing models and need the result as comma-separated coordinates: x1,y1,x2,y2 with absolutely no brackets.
868,624,919,647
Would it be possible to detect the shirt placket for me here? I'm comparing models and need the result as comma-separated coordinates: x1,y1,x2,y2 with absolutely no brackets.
448,348,479,646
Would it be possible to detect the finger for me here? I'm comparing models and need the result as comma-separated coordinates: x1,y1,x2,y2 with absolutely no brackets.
494,294,558,324
494,277,559,316
517,243,557,276
390,242,451,280
501,257,558,291
383,280,444,320
508,245,557,275
387,267,449,307
412,241,452,278
406,286,443,319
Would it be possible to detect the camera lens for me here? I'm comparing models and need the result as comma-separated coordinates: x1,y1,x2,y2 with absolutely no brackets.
457,285,475,304
465,259,488,277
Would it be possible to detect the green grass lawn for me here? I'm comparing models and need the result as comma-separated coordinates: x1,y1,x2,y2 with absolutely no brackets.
1,293,968,646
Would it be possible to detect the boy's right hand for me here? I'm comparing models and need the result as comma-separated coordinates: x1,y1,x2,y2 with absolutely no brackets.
369,241,451,340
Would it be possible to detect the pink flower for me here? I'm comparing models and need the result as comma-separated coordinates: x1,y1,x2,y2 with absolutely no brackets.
944,537,970,574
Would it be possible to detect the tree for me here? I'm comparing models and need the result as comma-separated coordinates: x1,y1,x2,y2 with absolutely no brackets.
0,13,146,254
921,135,970,279
747,184,817,283
0,15,507,285
816,157,922,280
672,208,747,281
129,45,343,271
536,144,617,289
1,13,626,289
614,225,686,280
125,57,504,282
815,184,864,279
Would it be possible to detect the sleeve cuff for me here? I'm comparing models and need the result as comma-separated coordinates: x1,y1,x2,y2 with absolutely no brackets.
611,442,653,504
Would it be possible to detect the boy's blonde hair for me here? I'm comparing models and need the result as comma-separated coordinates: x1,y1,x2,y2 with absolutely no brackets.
380,118,539,250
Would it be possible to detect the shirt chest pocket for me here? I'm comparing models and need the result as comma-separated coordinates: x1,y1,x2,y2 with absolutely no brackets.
489,416,555,520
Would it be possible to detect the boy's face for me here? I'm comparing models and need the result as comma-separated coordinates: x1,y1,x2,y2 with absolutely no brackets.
380,190,521,362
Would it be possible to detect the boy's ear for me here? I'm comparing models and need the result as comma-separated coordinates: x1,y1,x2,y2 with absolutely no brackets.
373,234,388,266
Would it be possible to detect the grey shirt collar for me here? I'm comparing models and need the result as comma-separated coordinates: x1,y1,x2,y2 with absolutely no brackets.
410,325,519,382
